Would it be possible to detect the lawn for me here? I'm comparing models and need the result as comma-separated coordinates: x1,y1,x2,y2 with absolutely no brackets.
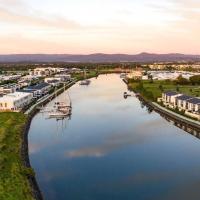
0,112,34,200
128,80,200,101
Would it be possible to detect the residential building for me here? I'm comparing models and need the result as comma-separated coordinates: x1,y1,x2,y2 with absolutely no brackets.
127,70,143,80
0,92,33,111
176,95,193,110
187,98,200,113
45,79,61,87
0,83,20,95
162,91,182,108
161,91,200,120
55,74,72,82
26,82,51,98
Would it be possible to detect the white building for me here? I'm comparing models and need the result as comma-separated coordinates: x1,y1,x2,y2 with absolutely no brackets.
187,98,200,113
0,92,33,111
45,79,61,87
55,74,72,82
176,95,193,111
161,92,200,120
0,84,20,95
162,91,182,108
25,82,51,98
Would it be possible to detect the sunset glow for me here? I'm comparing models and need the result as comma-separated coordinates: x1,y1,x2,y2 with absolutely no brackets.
0,0,200,54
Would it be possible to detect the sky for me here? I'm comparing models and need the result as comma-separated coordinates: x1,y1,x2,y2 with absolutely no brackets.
0,0,200,54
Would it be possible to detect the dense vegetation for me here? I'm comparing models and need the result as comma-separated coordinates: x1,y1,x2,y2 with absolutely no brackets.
128,79,200,101
0,113,34,200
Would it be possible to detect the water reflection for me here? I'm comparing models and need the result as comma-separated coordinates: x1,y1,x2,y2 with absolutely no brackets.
139,99,200,139
29,74,200,200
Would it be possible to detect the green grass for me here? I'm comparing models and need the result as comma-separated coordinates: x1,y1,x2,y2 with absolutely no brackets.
0,113,34,200
128,80,200,101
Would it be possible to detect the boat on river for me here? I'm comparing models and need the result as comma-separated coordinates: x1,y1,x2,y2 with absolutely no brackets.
79,79,91,85
124,92,132,98
120,73,127,78
48,84,72,119
79,69,91,86
48,111,69,118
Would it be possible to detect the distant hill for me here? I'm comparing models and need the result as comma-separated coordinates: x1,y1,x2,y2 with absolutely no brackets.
0,53,200,63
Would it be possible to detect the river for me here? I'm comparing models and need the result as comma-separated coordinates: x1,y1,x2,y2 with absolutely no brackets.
28,74,200,200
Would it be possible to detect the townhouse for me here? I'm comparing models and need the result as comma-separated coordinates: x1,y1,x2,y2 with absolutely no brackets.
162,91,182,108
187,98,200,114
175,95,193,111
161,91,200,120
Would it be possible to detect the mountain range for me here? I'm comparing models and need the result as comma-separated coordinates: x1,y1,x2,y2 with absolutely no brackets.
0,53,200,63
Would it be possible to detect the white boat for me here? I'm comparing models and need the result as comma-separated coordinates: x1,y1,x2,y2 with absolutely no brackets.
120,73,127,78
49,111,69,118
79,69,91,85
48,84,72,118
79,79,91,85
58,106,72,114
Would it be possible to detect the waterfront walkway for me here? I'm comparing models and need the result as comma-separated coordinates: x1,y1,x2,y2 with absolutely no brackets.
25,79,77,115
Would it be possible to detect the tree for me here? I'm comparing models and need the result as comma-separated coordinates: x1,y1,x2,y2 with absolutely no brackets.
176,75,189,85
159,84,163,91
189,75,200,85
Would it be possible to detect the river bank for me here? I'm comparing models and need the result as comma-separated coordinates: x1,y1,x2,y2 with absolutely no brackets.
1,71,111,200
1,80,78,199
126,81,200,133
28,74,200,200
0,113,34,200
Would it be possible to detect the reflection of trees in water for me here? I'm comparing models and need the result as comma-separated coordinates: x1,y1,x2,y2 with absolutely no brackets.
140,101,153,113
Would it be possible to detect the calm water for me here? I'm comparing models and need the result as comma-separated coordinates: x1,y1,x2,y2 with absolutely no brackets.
29,74,200,200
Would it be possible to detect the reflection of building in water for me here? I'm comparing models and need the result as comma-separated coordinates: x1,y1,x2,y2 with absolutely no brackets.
163,116,200,139
139,100,200,139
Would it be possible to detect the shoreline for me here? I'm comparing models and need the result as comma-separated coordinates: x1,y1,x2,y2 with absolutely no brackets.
23,73,198,200
130,88,200,133
123,78,200,132
22,110,44,200
21,74,101,200
22,80,78,200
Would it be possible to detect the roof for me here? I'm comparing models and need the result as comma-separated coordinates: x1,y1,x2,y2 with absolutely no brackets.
176,95,193,101
187,98,200,105
0,92,32,101
47,80,60,83
163,91,179,96
27,82,50,90
17,89,34,94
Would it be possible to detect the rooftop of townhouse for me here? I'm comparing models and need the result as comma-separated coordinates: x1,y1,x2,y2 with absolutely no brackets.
163,91,179,96
176,95,193,101
26,82,50,90
187,98,200,105
0,92,32,101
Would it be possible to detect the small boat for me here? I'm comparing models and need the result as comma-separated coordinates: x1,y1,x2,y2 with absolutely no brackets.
124,92,131,98
120,73,127,78
58,106,72,114
49,111,69,118
80,69,91,85
79,79,91,85
48,84,72,118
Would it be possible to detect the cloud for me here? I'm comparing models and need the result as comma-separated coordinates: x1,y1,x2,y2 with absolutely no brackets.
64,119,163,159
0,7,82,30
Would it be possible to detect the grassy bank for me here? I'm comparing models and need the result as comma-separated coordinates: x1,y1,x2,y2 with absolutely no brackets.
0,112,34,200
128,80,200,101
